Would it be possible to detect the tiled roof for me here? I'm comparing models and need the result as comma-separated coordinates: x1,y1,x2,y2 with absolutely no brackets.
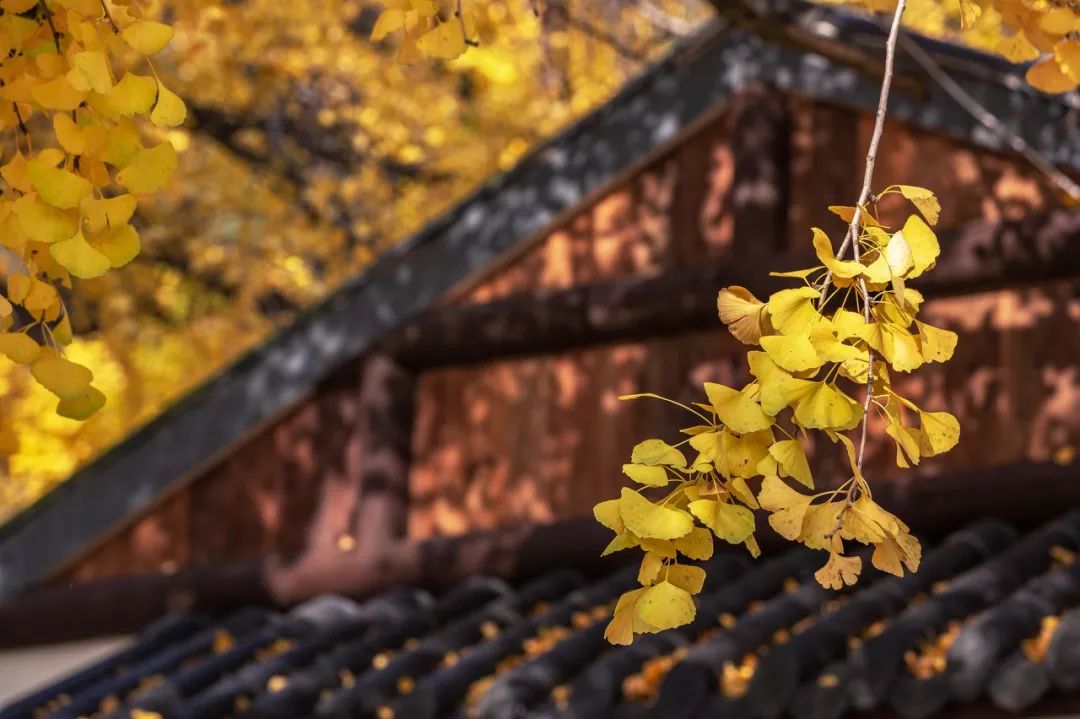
6,513,1080,719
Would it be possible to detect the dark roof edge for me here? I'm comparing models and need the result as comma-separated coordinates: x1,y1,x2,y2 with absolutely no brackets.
1,7,1076,599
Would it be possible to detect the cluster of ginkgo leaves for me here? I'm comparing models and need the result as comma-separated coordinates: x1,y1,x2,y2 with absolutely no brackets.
972,0,1080,93
595,186,962,646
0,0,183,419
370,0,480,61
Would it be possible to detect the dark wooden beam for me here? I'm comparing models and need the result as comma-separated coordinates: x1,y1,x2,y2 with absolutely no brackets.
386,210,1080,371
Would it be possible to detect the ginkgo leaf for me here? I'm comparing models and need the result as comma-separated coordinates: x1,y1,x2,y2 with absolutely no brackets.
151,82,187,127
640,538,677,558
872,531,921,576
371,9,406,41
812,228,864,279
630,439,686,468
704,382,773,434
832,309,866,340
815,551,862,590
714,429,773,481
638,552,664,585
674,526,714,560
619,488,694,540
8,275,59,315
417,21,467,60
605,588,645,645
107,73,158,116
594,499,624,534
635,581,696,630
81,195,137,233
767,287,822,335
50,231,112,279
31,350,93,400
918,410,960,456
747,351,816,417
122,20,175,55
117,141,178,194
769,439,814,488
0,333,41,364
915,321,957,363
827,205,883,227
602,533,638,556
53,114,86,155
996,31,1041,63
90,224,140,267
13,195,78,244
800,502,844,550
666,565,707,595
896,186,941,226
761,334,824,373
758,475,812,541
26,160,92,210
689,499,755,544
717,286,769,345
1055,40,1080,82
810,328,862,363
31,75,86,110
69,51,112,94
899,215,939,279
1027,56,1075,94
56,384,106,420
885,420,921,467
958,0,982,29
623,463,669,487
727,476,760,509
885,230,914,280
791,381,860,431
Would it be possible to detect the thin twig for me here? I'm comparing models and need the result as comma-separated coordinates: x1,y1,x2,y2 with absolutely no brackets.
898,33,1080,203
38,0,62,53
455,0,479,47
826,0,907,535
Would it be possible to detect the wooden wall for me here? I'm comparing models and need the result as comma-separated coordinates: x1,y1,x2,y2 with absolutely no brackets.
57,92,1074,583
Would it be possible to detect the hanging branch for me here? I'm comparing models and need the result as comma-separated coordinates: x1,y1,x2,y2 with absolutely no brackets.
898,33,1080,204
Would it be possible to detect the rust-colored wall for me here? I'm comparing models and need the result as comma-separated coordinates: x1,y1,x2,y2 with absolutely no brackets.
58,94,1072,582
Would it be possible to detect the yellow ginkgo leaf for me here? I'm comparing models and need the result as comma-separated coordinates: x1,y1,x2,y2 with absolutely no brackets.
832,309,866,340
666,565,707,595
8,275,58,316
761,334,824,373
758,475,812,541
0,295,11,318
602,532,637,556
630,439,686,468
918,410,960,456
768,439,814,488
688,499,755,544
704,382,773,434
13,194,78,244
53,113,86,155
674,526,714,560
799,502,844,550
635,581,696,630
727,476,760,509
121,20,175,55
31,75,86,110
885,230,914,280
885,419,921,467
69,51,112,94
717,286,769,345
812,228,864,279
1027,56,1076,94
150,82,187,127
896,186,941,226
88,224,140,268
827,205,883,227
872,531,921,577
714,429,772,481
594,498,625,534
915,320,957,363
26,160,92,209
117,141,178,194
371,9,406,41
622,463,669,487
106,73,157,116
416,21,467,59
0,333,41,364
747,351,816,416
605,588,645,645
791,381,860,431
81,195,137,233
767,286,822,335
815,551,862,590
899,215,939,279
640,538,676,558
56,384,106,420
31,349,93,400
1053,40,1080,83
1,152,31,193
996,31,1040,63
619,488,694,540
638,552,664,586
50,231,111,279
809,328,862,364
957,0,982,29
